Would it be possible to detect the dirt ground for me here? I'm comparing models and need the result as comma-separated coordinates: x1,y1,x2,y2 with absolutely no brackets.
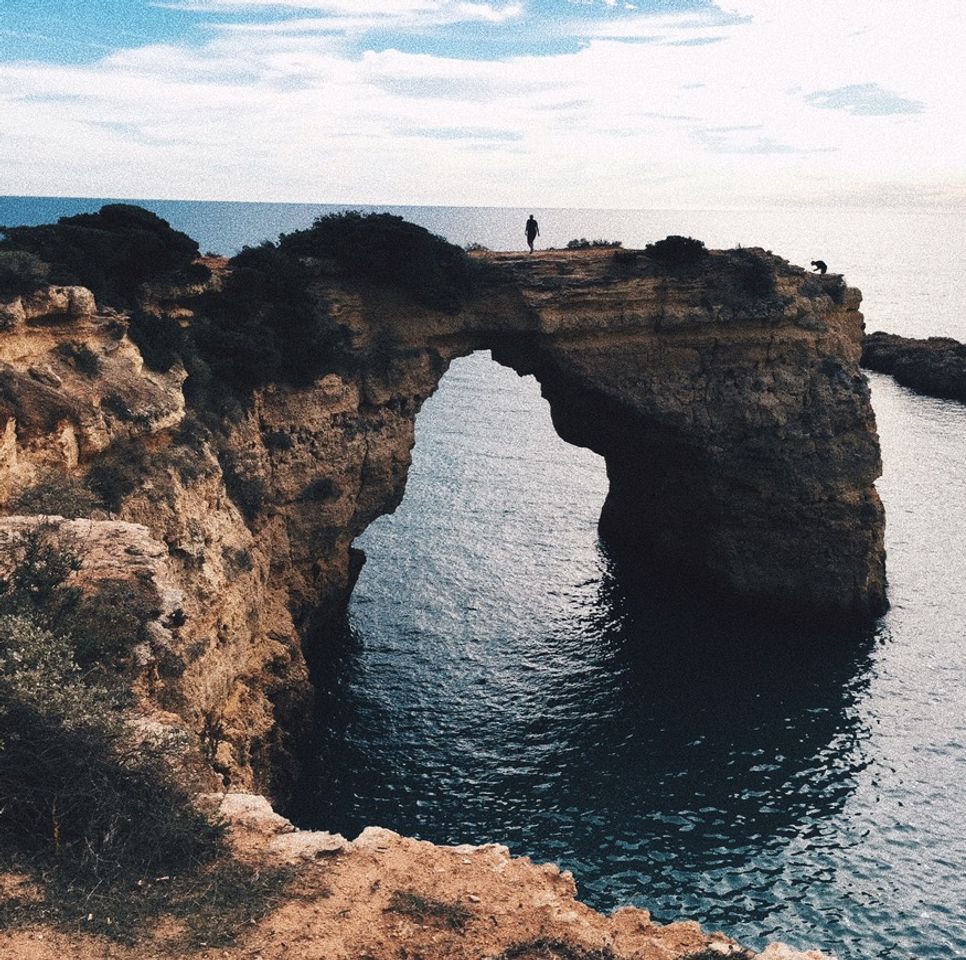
0,795,827,960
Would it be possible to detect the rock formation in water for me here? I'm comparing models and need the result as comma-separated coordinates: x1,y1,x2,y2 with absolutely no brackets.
0,242,886,793
0,222,881,957
862,330,966,402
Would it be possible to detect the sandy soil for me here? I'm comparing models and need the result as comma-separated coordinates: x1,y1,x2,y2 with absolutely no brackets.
0,795,826,960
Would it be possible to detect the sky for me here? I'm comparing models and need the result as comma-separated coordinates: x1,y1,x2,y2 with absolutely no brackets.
0,0,963,209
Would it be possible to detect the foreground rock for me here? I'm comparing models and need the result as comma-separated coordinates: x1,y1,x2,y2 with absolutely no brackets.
862,331,966,402
0,792,830,960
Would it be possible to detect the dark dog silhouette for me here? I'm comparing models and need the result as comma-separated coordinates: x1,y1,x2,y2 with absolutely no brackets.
811,260,828,275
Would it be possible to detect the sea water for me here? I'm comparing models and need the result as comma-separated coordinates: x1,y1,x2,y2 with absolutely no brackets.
2,197,964,958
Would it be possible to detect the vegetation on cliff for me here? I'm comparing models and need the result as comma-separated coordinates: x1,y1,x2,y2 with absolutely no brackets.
643,234,708,267
279,210,477,313
127,209,478,397
0,526,288,945
0,204,208,307
566,238,622,250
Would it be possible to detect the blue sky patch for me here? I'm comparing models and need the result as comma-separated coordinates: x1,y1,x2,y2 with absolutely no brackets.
0,0,720,65
805,83,925,116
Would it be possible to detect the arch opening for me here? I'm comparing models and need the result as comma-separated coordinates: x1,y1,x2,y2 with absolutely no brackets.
286,350,878,955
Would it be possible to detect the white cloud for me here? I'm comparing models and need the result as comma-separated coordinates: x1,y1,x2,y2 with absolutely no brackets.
1,1,963,208
157,0,524,26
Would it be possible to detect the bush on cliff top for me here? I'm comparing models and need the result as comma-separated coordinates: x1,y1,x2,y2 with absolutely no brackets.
566,238,622,250
0,204,208,307
0,249,50,295
192,240,352,390
279,210,476,313
187,214,475,393
643,235,708,268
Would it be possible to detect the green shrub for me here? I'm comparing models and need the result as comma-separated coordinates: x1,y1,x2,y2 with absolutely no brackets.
0,249,50,295
0,204,207,308
0,535,288,946
732,248,777,298
565,238,622,250
643,235,708,267
192,241,349,390
86,439,152,511
0,524,82,628
127,309,188,373
0,525,151,671
8,470,103,519
279,211,476,313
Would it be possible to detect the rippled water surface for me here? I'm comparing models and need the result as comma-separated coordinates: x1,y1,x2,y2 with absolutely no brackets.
291,357,966,960
4,197,964,958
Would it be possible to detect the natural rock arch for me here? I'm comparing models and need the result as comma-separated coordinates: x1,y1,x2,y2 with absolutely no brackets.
0,243,887,794
291,247,885,634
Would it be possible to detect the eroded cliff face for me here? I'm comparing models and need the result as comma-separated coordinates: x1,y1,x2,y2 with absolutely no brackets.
282,247,886,628
0,247,885,797
0,248,881,958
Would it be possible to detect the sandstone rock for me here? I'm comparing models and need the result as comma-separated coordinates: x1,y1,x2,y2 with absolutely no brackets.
21,285,96,322
215,791,296,836
267,829,351,861
1,250,864,956
0,248,887,796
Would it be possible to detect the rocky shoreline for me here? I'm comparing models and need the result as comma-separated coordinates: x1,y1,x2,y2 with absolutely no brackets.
862,330,966,402
0,211,882,956
0,791,829,959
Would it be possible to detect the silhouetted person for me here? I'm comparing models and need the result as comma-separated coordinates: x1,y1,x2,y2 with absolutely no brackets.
811,259,828,275
525,214,540,253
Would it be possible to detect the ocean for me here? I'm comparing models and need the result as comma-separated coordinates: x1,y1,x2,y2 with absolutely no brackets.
2,196,965,959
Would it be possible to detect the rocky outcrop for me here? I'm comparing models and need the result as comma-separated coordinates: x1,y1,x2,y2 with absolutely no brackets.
193,791,829,960
0,788,830,960
0,285,307,794
0,248,886,793
287,249,885,628
862,330,966,402
0,246,880,959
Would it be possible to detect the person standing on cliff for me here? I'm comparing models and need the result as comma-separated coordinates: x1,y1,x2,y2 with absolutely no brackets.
525,214,540,253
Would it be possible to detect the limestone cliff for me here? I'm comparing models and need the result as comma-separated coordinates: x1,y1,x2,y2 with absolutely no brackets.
0,246,885,795
0,243,883,959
